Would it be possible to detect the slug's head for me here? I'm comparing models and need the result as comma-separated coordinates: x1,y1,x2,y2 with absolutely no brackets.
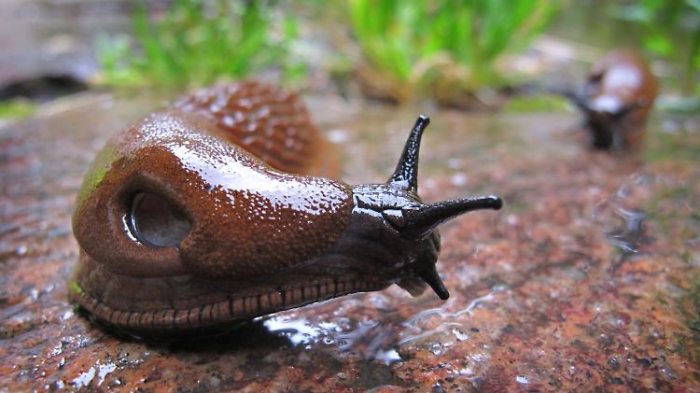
345,116,502,300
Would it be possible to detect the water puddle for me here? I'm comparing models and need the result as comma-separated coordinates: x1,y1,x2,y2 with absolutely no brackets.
256,286,506,369
261,297,403,365
71,360,117,388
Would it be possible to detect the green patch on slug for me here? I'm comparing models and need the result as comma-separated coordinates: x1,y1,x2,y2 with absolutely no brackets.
69,281,84,296
76,146,118,209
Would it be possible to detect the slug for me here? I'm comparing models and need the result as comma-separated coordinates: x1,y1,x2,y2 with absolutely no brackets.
563,50,658,150
70,81,503,335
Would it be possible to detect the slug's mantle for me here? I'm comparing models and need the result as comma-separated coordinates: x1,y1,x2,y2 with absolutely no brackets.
70,82,502,335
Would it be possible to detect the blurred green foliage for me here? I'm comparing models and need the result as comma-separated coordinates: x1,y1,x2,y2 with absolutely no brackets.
97,0,303,89
610,0,700,95
0,100,36,120
94,0,700,107
348,0,560,104
502,94,570,113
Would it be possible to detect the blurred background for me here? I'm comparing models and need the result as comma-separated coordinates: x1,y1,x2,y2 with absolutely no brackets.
0,0,697,119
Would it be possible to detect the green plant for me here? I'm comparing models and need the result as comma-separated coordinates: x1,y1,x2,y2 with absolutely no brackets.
0,100,36,120
609,0,700,96
97,0,303,89
348,0,560,104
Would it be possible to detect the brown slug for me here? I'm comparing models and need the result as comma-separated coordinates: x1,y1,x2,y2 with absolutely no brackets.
564,50,658,150
70,81,502,335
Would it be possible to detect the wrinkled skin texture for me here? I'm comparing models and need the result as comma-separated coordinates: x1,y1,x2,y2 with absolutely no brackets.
574,50,658,150
70,82,501,336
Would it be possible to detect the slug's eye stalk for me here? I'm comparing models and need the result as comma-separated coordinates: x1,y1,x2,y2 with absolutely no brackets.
389,115,429,192
378,115,503,300
403,195,503,240
388,115,503,239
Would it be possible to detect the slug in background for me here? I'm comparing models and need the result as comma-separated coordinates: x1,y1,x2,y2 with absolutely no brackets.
70,81,503,336
561,50,658,150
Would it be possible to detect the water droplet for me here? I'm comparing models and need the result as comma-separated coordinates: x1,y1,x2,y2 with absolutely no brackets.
452,328,469,341
450,173,468,187
327,129,348,144
72,367,95,388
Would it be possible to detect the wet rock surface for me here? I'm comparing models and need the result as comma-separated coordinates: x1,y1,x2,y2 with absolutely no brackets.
1,93,699,391
0,0,137,86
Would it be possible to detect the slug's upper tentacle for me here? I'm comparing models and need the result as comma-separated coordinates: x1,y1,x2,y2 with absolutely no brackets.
389,115,429,192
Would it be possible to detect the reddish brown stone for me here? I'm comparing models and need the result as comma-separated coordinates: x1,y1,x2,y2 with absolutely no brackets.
1,95,699,391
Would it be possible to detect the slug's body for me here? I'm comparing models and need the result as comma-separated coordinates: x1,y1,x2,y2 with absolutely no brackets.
71,81,502,335
565,50,657,150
